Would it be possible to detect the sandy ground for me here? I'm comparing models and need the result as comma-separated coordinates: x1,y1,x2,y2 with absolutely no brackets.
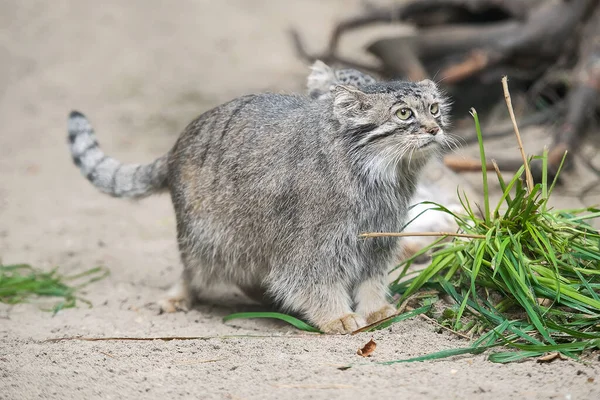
1,1,600,399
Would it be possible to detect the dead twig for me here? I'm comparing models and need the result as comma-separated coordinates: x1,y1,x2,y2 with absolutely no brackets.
359,232,486,239
44,334,317,343
444,155,495,172
444,155,527,173
502,76,534,190
418,313,471,340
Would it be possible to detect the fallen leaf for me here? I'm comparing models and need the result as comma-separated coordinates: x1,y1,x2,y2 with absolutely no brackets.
537,352,566,363
356,338,377,357
536,298,553,307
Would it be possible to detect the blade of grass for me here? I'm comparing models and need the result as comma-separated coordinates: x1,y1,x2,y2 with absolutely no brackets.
547,151,568,199
470,108,490,224
488,351,544,363
0,264,108,312
378,345,494,365
223,312,321,333
541,148,548,206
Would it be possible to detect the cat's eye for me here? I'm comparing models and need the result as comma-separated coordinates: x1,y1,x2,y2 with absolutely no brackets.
396,108,413,120
430,103,439,115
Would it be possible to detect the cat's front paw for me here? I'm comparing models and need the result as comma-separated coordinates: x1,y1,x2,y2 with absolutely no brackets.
320,313,366,334
366,304,397,324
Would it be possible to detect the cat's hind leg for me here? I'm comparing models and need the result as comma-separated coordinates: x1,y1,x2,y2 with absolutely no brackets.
157,252,204,313
157,277,191,313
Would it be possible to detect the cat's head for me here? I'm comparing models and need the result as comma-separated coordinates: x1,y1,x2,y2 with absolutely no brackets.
333,78,451,149
307,62,454,168
337,81,454,179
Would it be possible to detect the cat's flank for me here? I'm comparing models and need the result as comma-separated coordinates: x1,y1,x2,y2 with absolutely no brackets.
68,65,451,333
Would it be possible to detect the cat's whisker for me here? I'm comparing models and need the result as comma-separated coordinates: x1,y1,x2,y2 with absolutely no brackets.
439,133,461,153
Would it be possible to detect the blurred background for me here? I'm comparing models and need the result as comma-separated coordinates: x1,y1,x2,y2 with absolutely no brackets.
2,4,600,398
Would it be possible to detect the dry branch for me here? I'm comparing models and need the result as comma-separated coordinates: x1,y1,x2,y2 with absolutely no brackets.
359,232,486,239
444,155,494,172
292,0,600,181
444,155,524,173
44,334,317,342
369,0,598,85
546,5,600,177
367,22,517,70
292,0,542,63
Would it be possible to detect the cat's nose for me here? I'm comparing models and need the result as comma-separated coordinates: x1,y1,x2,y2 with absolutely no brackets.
425,126,439,136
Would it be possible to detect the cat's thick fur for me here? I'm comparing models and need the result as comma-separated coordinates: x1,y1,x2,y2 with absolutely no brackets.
68,64,451,333
306,61,463,261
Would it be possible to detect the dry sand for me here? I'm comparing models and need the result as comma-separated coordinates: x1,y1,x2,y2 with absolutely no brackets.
1,1,599,399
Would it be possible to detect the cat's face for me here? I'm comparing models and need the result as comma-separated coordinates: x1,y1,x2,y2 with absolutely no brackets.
332,80,454,162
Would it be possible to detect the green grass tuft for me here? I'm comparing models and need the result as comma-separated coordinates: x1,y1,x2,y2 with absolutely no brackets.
0,263,109,314
385,107,600,363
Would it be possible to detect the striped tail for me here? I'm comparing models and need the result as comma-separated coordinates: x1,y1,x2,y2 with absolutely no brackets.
68,110,169,198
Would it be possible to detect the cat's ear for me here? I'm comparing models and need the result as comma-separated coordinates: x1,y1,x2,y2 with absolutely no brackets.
418,79,437,89
307,60,336,98
333,85,369,119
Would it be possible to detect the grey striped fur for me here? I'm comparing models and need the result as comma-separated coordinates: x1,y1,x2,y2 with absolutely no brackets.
68,111,168,198
67,67,452,333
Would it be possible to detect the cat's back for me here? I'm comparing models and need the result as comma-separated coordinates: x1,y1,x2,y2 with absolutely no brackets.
170,92,313,161
167,91,351,255
167,92,337,210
